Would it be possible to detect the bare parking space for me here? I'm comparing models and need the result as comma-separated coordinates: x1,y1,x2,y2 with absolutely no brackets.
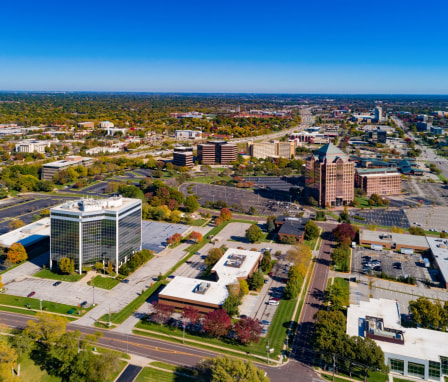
352,247,436,286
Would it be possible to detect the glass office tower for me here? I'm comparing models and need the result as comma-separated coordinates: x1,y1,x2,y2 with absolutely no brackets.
50,196,141,273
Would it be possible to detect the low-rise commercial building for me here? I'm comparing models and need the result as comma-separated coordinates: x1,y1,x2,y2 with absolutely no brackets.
355,168,401,197
50,196,142,273
426,237,448,289
0,217,50,250
175,130,202,140
77,122,95,128
173,147,194,167
359,230,429,252
85,146,120,155
158,248,262,313
42,156,93,181
15,140,50,154
347,298,448,382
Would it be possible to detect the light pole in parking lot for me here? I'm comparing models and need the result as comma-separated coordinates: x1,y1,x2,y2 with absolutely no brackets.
92,286,95,306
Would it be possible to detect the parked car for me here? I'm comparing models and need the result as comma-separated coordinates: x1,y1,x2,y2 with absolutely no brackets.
53,281,62,286
261,329,268,334
27,291,36,298
240,315,247,319
268,300,279,306
261,320,271,325
373,266,382,272
121,279,130,283
264,279,269,284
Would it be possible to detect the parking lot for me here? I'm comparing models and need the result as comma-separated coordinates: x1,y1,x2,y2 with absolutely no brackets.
401,179,448,206
352,247,435,286
180,183,302,215
141,221,190,253
244,176,303,191
405,206,448,232
350,208,410,228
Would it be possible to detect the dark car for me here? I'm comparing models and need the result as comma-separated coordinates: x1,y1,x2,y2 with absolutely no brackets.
373,266,382,272
27,291,36,298
240,315,247,319
53,281,62,286
121,279,130,283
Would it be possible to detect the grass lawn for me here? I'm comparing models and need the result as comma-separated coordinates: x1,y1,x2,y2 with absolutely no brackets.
355,197,370,208
189,218,208,227
0,293,86,316
150,361,197,376
332,277,350,306
106,360,129,382
34,269,85,282
15,355,61,382
90,275,120,290
189,176,233,184
135,367,195,382
94,321,117,329
0,305,37,316
95,346,131,360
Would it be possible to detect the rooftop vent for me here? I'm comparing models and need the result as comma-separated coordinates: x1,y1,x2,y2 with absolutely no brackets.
194,282,210,295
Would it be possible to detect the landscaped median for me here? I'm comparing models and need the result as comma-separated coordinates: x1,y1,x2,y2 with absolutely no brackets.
0,293,92,318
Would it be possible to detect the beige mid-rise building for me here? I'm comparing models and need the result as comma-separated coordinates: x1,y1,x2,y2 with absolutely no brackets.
355,168,401,197
247,140,294,159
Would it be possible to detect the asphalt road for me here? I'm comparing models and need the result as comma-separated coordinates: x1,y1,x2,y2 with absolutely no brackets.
116,365,142,382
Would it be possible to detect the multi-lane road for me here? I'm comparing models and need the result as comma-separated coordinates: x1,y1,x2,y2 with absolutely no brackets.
0,223,333,382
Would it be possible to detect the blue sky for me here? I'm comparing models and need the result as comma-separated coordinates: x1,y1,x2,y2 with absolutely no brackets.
1,0,447,93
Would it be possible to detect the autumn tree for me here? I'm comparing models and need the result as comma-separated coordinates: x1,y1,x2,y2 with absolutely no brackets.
189,231,203,243
167,232,182,245
205,247,223,267
0,338,17,382
7,242,28,264
332,223,356,247
59,257,75,274
182,306,201,325
286,243,312,266
0,275,3,290
152,302,175,325
220,208,232,222
24,312,68,344
203,309,231,337
239,279,249,296
234,317,262,344
8,219,25,231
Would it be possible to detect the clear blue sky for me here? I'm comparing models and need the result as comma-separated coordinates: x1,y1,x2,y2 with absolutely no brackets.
1,0,447,93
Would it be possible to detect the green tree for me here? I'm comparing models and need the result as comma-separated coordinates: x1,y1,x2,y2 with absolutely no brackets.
24,312,67,344
198,356,270,382
266,216,276,232
331,246,349,267
222,292,241,317
205,248,223,267
409,297,444,329
95,262,104,274
247,271,264,290
245,224,264,243
304,220,319,241
260,253,272,273
314,211,327,221
184,195,199,212
409,226,425,236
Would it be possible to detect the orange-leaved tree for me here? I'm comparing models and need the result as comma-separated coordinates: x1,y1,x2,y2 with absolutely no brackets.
7,243,28,264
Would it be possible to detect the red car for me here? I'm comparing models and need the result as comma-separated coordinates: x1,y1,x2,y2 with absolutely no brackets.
27,291,36,298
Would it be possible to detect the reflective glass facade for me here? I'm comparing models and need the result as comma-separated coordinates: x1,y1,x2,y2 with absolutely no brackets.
51,198,141,272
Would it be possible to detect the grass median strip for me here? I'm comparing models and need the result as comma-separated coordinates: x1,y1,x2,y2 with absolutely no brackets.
90,275,120,290
149,361,197,376
135,366,195,382
34,269,85,282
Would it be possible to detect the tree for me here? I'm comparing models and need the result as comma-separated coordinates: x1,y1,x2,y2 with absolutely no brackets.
198,356,269,382
332,223,356,246
247,271,264,291
205,248,223,267
266,216,276,232
248,206,258,215
152,302,175,325
304,220,319,241
170,210,182,223
189,231,203,243
107,261,114,274
223,292,241,317
8,219,25,230
214,216,223,226
59,257,74,274
245,224,264,243
353,336,386,382
338,206,351,223
286,244,312,266
184,195,199,213
331,247,350,267
239,279,249,296
203,309,231,338
314,211,327,221
0,275,3,290
409,226,425,236
95,262,104,273
24,312,67,344
220,208,232,222
7,243,28,264
167,232,182,245
0,338,17,382
313,310,348,358
260,253,272,273
409,297,444,329
182,306,201,325
234,317,262,344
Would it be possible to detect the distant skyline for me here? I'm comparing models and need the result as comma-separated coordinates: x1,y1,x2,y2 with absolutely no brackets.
1,0,448,94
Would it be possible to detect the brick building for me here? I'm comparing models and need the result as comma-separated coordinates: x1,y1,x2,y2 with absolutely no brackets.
355,168,402,197
197,140,237,165
305,143,354,208
172,147,194,167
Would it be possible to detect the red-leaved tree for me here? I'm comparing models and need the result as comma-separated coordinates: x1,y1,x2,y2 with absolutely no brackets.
234,317,263,345
203,309,231,338
189,231,203,243
182,306,201,325
220,208,232,222
152,302,175,325
167,232,182,245
332,223,356,247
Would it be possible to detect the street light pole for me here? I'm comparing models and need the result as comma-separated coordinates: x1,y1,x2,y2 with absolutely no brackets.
40,299,42,312
93,286,95,306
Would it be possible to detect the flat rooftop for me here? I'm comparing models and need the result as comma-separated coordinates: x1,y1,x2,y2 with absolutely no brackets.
159,276,228,307
43,156,92,168
360,230,429,249
212,248,262,284
347,298,448,362
426,237,448,286
51,196,140,214
0,217,50,248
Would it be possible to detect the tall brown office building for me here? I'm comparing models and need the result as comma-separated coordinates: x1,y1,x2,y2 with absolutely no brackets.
172,147,194,167
306,143,354,208
198,140,237,165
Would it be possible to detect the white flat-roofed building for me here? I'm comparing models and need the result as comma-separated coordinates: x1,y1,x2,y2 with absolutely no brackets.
86,146,120,155
50,196,142,274
159,248,262,313
41,156,93,181
99,121,114,128
175,130,202,140
347,298,448,381
0,217,50,249
426,237,448,289
15,140,51,154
